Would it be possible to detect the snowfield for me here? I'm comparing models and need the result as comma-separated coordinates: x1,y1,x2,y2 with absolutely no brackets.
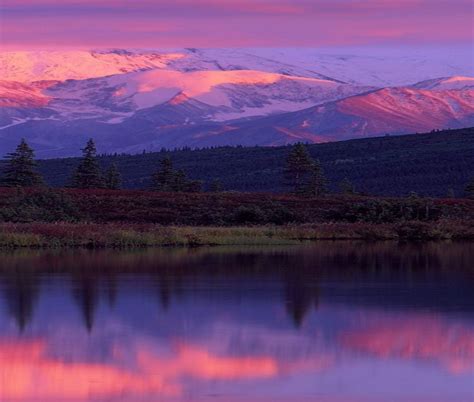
0,48,473,157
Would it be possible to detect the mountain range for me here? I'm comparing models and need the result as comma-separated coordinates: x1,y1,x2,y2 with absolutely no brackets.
0,48,473,157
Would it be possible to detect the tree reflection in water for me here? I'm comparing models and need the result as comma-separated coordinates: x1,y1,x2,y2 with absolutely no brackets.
0,242,472,401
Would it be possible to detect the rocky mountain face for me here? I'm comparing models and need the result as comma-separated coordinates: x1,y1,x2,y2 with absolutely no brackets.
0,49,473,157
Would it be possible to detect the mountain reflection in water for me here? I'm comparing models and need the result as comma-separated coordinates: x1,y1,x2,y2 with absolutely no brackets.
0,242,473,402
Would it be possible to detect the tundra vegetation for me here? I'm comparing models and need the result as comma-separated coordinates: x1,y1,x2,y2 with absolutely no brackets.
0,137,473,248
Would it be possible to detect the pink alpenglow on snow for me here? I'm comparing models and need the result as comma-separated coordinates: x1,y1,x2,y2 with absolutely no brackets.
0,1,473,156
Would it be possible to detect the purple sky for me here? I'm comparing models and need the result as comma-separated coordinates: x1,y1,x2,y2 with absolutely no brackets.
1,0,473,49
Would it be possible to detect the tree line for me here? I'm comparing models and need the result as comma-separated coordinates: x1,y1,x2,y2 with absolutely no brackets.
0,138,211,193
2,138,474,198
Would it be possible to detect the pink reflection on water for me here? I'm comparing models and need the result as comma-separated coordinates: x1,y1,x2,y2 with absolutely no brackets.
0,336,334,401
340,316,474,374
0,338,176,399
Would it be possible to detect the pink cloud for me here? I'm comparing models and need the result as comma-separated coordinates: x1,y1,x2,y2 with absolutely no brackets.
1,0,472,48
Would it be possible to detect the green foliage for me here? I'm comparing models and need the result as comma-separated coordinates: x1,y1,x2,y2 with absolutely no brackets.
304,159,327,196
331,197,442,223
104,163,122,190
0,188,80,223
0,186,472,246
171,169,187,192
209,179,223,192
32,128,474,197
232,205,268,224
465,178,474,199
339,177,355,195
0,186,469,229
152,157,202,193
71,139,104,189
1,139,43,187
185,179,203,193
152,157,175,191
284,143,315,195
395,221,443,241
230,203,295,225
266,203,297,225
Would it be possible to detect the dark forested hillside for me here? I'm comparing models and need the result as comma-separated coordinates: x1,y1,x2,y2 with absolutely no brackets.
27,128,474,196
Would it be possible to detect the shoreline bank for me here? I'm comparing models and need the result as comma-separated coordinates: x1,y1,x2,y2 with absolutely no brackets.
1,221,473,249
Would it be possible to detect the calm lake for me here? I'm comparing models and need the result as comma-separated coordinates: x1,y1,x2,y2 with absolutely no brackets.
0,242,473,402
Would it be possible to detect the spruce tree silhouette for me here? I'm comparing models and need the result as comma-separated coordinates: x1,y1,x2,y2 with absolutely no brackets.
104,163,122,190
73,274,98,333
71,139,104,189
283,143,315,195
1,139,43,187
284,272,320,328
2,272,40,333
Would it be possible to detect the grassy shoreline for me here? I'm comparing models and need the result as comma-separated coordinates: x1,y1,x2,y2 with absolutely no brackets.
1,220,473,249
1,188,473,248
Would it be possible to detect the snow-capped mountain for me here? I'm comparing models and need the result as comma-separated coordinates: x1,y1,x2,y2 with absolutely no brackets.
0,50,185,82
0,49,473,157
1,48,472,86
410,76,474,91
1,69,369,125
224,86,474,143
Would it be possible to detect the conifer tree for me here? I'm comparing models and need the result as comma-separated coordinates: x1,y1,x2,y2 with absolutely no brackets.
284,143,315,194
210,178,223,192
185,179,203,193
172,169,187,192
71,139,104,189
104,163,122,190
1,139,43,187
465,178,474,199
339,177,355,195
446,188,455,198
305,159,327,196
152,157,175,191
151,158,202,193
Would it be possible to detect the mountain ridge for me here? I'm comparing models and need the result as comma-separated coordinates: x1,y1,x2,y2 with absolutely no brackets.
1,49,473,157
2,48,472,86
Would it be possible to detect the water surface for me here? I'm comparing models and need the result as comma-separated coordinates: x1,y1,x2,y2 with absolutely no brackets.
0,242,473,401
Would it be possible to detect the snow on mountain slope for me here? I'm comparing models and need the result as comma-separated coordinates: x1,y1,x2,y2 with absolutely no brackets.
162,48,339,81
227,86,474,143
334,87,474,133
2,48,472,86
104,69,367,119
0,50,185,82
0,69,368,125
0,48,342,83
411,76,474,91
238,48,474,87
1,80,472,158
0,47,473,157
0,81,53,108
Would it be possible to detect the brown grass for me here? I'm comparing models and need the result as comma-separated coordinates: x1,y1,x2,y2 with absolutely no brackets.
0,220,472,249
